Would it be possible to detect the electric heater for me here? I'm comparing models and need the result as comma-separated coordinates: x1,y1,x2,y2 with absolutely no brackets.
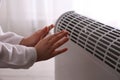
55,11,120,80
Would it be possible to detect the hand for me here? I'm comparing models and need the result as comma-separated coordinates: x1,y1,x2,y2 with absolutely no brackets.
35,30,69,61
20,24,54,47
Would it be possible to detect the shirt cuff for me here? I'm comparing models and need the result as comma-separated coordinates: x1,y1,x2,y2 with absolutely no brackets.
24,47,37,68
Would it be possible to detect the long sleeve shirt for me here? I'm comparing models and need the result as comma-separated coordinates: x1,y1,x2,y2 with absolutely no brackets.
0,26,37,69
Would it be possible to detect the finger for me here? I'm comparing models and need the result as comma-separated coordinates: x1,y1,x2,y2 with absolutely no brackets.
37,26,47,33
47,24,54,32
35,27,47,36
52,37,69,50
50,48,68,58
41,25,54,39
38,27,48,38
46,30,64,40
50,30,68,44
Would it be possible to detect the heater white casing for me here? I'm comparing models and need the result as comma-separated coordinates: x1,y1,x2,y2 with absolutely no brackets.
55,11,120,80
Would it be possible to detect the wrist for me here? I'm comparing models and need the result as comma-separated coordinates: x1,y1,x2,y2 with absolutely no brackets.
20,38,29,46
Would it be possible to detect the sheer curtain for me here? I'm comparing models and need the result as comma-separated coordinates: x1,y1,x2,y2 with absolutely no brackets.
0,0,72,80
0,0,54,36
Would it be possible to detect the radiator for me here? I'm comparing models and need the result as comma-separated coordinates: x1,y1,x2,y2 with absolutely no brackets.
55,11,120,80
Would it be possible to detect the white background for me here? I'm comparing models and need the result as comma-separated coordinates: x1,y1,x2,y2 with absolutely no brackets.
73,0,120,29
0,0,120,80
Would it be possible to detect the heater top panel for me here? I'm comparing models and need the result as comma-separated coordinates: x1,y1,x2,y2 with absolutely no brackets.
55,11,120,77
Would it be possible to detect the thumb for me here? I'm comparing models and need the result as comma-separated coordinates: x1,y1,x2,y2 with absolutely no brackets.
35,27,48,39
40,27,49,39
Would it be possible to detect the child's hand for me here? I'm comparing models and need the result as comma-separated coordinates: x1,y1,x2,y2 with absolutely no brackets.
35,30,69,61
20,24,54,47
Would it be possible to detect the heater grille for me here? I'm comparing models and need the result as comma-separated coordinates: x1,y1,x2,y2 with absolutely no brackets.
55,11,120,75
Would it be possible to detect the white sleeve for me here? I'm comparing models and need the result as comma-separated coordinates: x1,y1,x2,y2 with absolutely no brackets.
0,42,37,69
0,32,23,45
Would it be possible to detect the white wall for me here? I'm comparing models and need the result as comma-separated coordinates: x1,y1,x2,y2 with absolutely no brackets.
73,0,120,29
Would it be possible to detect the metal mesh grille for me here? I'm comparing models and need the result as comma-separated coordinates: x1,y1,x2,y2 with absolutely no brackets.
55,11,120,74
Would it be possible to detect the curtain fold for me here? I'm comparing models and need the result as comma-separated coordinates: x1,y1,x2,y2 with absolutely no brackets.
0,0,8,31
0,0,54,36
0,0,73,36
6,0,34,36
